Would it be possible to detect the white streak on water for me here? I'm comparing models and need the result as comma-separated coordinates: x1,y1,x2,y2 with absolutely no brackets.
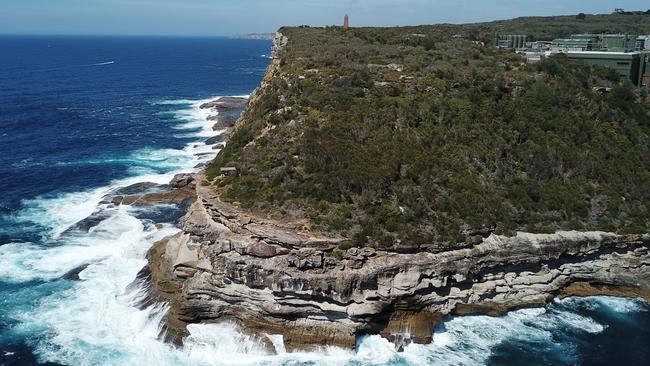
91,61,115,66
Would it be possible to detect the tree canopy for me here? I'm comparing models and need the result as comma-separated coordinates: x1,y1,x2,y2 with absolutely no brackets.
207,15,650,250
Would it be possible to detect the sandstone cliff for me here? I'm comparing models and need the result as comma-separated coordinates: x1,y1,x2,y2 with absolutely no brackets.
145,171,650,351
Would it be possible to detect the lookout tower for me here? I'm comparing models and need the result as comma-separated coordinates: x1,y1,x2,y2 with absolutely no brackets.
344,14,349,30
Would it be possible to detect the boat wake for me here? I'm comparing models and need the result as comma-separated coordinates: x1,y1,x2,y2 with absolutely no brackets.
90,61,115,66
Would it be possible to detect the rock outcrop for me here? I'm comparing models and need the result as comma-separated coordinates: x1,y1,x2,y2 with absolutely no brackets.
210,115,237,129
199,96,248,146
169,173,194,189
145,171,650,352
200,97,248,111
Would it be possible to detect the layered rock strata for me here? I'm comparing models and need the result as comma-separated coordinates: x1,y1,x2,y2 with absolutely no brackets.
146,171,650,351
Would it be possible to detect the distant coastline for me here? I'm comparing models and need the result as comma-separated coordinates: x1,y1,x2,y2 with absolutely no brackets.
230,33,275,40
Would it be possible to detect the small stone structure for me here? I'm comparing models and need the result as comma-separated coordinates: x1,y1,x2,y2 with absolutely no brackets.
220,167,238,177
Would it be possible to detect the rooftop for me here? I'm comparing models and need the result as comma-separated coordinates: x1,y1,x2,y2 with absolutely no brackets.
564,50,643,56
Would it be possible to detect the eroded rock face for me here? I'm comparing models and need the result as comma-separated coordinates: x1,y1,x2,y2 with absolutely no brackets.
145,172,650,352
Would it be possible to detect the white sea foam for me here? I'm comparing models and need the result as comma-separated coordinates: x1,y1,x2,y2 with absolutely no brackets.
538,309,606,334
151,99,198,105
171,100,215,134
595,296,649,313
378,307,564,366
183,323,270,364
13,221,181,366
558,295,649,314
2,95,241,365
13,186,110,239
9,97,230,242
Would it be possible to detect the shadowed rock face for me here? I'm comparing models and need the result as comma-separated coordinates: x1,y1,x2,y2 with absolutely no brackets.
205,134,228,145
145,171,650,352
209,115,237,129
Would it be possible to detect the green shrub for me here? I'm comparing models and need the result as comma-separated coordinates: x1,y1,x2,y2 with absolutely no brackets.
338,241,359,251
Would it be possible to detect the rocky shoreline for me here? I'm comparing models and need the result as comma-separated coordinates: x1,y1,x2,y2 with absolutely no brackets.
142,171,650,351
134,32,650,353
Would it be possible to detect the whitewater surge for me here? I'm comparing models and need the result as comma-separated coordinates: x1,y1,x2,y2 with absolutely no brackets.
0,97,225,365
1,98,649,366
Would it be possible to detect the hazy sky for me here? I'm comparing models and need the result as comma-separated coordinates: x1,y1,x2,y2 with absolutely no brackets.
0,0,648,36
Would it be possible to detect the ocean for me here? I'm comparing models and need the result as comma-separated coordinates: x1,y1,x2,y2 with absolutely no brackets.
0,35,648,366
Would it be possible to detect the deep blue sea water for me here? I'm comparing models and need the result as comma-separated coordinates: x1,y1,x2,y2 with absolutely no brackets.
0,35,648,366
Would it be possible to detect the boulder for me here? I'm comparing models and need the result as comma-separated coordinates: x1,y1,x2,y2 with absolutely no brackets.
110,183,196,207
244,242,289,258
170,174,194,189
106,182,162,197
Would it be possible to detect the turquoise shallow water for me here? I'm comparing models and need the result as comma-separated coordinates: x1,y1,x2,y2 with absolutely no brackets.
0,36,649,366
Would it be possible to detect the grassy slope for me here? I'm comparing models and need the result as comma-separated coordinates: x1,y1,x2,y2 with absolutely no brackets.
207,13,650,250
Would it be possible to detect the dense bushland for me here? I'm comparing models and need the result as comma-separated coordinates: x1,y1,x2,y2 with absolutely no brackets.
207,16,650,249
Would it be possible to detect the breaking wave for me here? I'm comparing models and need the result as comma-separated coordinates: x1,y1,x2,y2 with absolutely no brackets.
0,97,220,365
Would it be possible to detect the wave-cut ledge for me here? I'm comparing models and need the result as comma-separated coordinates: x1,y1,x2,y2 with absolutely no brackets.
144,170,650,352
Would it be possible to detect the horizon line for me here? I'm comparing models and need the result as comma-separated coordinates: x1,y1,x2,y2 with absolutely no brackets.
0,33,254,38
0,10,642,38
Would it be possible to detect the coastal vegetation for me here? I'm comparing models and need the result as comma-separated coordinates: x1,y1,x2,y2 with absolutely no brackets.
206,14,650,249
470,11,650,41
